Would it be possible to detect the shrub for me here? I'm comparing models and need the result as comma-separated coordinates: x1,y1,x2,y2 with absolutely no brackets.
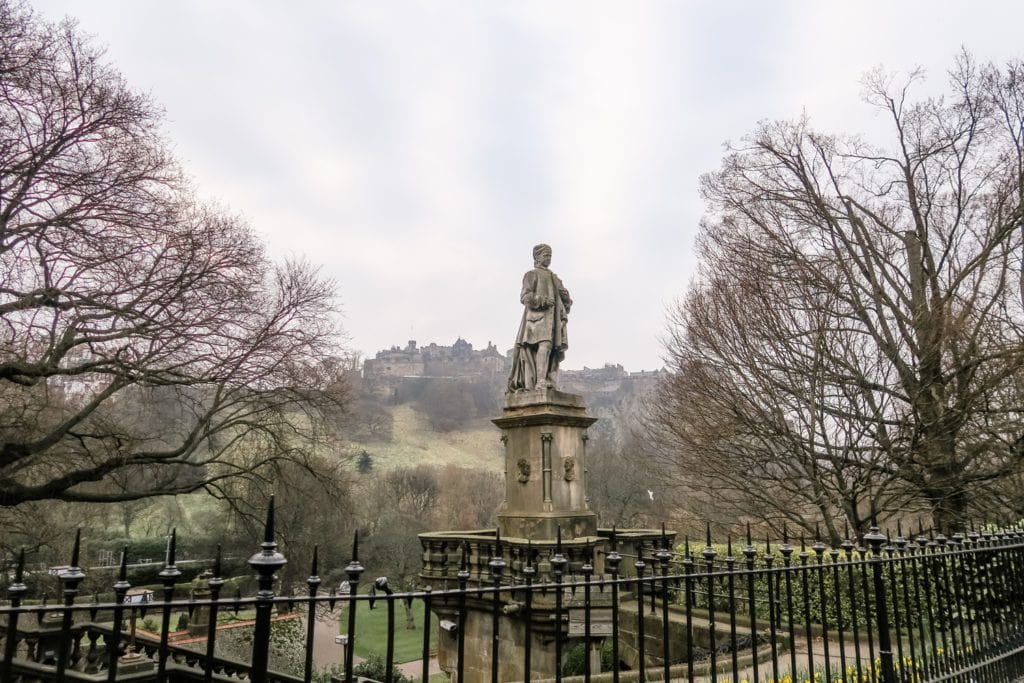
352,654,411,682
562,640,614,676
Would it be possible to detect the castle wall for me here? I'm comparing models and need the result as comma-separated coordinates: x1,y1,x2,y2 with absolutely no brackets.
362,340,663,410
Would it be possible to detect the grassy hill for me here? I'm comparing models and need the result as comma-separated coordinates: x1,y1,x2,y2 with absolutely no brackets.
352,404,503,472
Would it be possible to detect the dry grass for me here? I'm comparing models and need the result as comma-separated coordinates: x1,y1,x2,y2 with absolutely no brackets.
361,405,503,471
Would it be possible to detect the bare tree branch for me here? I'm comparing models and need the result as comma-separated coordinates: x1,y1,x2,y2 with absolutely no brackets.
0,2,351,507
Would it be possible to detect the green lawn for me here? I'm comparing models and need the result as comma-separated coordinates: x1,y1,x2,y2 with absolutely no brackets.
338,601,438,664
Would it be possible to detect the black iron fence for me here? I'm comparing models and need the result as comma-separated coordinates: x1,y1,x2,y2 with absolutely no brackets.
2,503,1024,683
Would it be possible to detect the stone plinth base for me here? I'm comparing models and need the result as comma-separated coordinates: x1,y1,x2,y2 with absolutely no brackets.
494,388,597,541
498,511,598,542
418,529,679,682
432,574,615,682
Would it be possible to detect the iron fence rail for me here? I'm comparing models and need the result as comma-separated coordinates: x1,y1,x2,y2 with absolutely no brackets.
2,507,1024,683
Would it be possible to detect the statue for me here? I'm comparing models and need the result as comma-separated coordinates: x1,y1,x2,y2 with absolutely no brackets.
508,243,572,392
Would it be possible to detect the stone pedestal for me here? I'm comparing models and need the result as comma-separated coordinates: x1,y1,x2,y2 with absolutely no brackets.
494,388,598,541
432,586,614,682
422,386,660,681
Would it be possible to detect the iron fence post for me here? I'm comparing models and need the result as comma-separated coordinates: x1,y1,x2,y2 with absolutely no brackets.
420,584,433,683
724,537,738,682
681,537,694,683
550,527,568,683
522,541,536,683
656,529,672,683
763,538,779,683
865,525,896,683
812,532,831,683
343,532,365,682
742,528,759,683
582,543,594,680
829,542,846,683
606,529,622,683
107,547,130,683
374,577,395,683
157,530,182,683
204,547,225,683
2,549,27,683
304,548,321,683
56,530,86,683
489,532,506,683
456,543,469,683
702,525,718,681
248,498,287,683
635,544,647,683
798,537,813,679
779,527,796,681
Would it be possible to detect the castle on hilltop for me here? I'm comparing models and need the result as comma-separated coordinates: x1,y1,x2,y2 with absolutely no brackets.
362,338,662,388
363,338,506,379
362,339,662,444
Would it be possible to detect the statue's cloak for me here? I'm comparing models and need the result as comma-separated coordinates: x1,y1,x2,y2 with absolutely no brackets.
508,267,570,392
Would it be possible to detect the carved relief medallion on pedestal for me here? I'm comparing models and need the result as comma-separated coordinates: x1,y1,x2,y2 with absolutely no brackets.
516,458,531,483
562,455,576,481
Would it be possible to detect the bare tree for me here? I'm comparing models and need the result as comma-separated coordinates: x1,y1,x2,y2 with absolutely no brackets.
650,53,1024,534
359,465,442,587
220,455,357,589
587,431,667,530
435,464,501,530
0,2,349,506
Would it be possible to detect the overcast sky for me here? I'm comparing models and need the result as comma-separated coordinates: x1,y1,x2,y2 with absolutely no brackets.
31,1,1024,371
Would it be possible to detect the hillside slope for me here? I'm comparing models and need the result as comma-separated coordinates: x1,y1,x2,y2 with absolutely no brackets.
351,404,503,472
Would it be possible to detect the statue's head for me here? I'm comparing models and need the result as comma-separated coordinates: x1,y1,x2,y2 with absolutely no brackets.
533,243,552,267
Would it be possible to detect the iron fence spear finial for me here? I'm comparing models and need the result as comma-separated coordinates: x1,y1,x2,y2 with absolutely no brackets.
69,528,81,568
116,546,128,584
14,546,25,583
165,528,177,567
248,498,286,683
264,495,276,544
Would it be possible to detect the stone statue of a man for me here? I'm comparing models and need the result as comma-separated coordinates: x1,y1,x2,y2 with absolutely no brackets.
508,244,572,392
